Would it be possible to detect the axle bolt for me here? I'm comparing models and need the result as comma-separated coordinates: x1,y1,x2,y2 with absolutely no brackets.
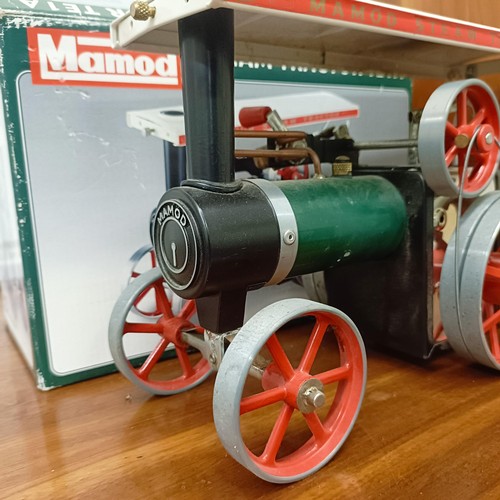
130,2,156,21
455,133,470,149
297,379,326,413
485,132,494,145
304,386,326,409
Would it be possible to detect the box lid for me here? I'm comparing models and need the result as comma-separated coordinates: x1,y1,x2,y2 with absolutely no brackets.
0,0,130,21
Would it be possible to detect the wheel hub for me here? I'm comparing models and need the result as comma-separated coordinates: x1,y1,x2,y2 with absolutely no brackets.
159,316,191,344
296,379,326,414
454,133,470,149
476,124,496,152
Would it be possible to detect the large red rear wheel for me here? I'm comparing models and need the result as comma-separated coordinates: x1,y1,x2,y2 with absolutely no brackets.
483,252,500,362
441,192,500,369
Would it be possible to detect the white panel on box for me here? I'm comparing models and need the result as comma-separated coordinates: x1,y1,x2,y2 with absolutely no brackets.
17,74,177,375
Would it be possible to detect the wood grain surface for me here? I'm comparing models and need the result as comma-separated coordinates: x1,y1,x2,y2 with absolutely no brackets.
1,307,499,500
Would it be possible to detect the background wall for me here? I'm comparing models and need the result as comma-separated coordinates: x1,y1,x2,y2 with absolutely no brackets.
382,0,500,27
380,1,500,108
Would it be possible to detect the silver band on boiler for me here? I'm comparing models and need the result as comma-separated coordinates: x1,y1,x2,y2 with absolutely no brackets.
245,179,298,285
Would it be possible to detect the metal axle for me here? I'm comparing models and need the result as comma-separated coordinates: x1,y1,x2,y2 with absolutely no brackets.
181,329,270,379
355,139,418,150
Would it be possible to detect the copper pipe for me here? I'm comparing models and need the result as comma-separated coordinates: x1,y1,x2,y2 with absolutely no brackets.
235,130,307,140
234,147,323,178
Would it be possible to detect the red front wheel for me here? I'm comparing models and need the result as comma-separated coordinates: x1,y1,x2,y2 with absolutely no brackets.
109,268,211,395
213,299,366,483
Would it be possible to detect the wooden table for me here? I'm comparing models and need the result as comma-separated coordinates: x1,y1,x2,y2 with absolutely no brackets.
2,308,499,499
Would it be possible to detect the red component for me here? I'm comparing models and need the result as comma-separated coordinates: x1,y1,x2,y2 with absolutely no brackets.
484,251,500,305
433,232,447,343
444,86,500,194
483,251,500,361
433,322,445,342
238,310,365,478
483,301,500,362
277,166,309,180
123,276,210,393
239,106,272,128
433,245,446,285
132,249,160,317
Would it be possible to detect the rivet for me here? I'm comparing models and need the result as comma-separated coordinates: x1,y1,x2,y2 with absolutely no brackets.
283,230,296,245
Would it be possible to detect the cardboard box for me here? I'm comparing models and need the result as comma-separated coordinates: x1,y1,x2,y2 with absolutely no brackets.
0,0,411,389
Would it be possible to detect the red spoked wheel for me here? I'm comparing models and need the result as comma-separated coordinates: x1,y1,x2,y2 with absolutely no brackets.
432,199,454,344
109,267,211,395
483,252,500,362
419,79,500,198
128,245,163,318
444,87,499,192
441,193,500,369
213,299,366,483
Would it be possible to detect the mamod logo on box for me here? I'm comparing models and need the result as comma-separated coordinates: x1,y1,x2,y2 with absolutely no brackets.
27,27,182,89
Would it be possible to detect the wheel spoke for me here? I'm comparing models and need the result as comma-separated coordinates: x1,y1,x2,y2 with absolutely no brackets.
316,364,351,385
134,288,158,313
456,90,468,126
469,108,486,129
137,337,170,379
483,303,500,359
265,334,295,380
445,144,458,167
175,346,195,378
486,263,500,280
487,324,500,360
240,386,287,415
259,403,294,464
467,163,483,183
153,281,174,318
457,150,467,172
446,121,458,138
124,321,162,334
303,412,328,444
298,319,329,372
483,308,500,332
456,152,468,184
471,151,487,166
180,299,196,320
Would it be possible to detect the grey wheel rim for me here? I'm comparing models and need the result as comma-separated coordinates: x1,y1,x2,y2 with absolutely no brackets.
459,200,500,369
213,298,366,483
109,267,211,395
419,79,500,198
440,192,500,368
